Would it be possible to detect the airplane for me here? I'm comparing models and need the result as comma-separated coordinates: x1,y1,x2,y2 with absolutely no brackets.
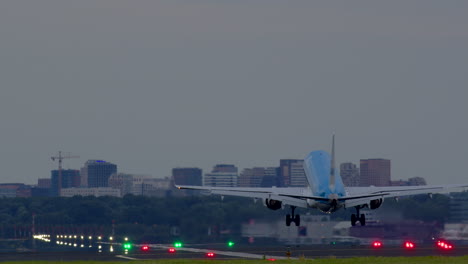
176,135,468,226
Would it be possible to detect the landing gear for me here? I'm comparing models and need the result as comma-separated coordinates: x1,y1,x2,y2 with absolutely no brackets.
351,206,366,226
286,206,300,226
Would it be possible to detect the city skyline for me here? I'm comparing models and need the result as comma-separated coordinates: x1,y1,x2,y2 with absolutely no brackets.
8,155,423,187
0,150,437,186
1,1,467,185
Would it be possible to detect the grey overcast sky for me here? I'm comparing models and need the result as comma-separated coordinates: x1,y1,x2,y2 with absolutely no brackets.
1,1,467,185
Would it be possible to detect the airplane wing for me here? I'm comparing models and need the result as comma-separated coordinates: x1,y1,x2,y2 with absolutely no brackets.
177,183,468,209
342,184,468,208
176,185,312,208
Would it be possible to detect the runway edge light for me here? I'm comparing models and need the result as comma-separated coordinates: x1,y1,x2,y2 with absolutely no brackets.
123,243,132,250
141,245,150,251
174,241,183,248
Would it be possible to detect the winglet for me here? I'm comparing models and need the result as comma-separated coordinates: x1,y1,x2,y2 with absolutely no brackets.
330,134,336,191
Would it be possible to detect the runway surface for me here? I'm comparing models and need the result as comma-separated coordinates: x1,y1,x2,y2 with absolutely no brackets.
2,243,468,261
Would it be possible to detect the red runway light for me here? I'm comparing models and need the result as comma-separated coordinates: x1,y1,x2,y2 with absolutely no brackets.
404,241,415,249
206,252,215,258
372,241,383,248
141,245,149,251
436,240,454,250
168,247,176,253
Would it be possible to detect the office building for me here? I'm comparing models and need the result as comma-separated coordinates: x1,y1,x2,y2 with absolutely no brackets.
204,165,238,187
359,159,391,186
290,161,307,187
408,177,427,186
391,177,427,186
340,162,360,187
279,159,304,187
262,167,280,187
212,164,238,173
108,173,171,197
60,187,120,197
31,187,50,197
16,185,32,197
238,167,280,187
172,167,202,196
0,183,29,198
84,160,117,188
37,178,51,188
237,167,279,187
80,166,88,187
0,183,21,198
172,167,202,186
136,177,172,197
108,173,134,196
239,167,265,187
50,169,80,196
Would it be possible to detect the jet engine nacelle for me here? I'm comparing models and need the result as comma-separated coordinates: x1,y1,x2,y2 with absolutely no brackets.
370,198,383,210
265,199,282,210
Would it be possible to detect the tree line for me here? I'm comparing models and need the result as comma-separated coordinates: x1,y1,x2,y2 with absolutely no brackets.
0,192,465,243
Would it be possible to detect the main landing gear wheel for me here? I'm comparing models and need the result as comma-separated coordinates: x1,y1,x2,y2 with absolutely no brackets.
360,214,366,226
351,214,357,226
351,207,366,226
294,214,300,226
286,206,300,226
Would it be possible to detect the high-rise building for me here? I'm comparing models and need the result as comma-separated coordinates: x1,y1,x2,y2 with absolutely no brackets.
262,167,280,187
340,162,360,187
239,167,265,187
51,169,81,196
290,161,307,187
212,164,238,173
359,159,391,186
172,167,202,186
237,167,278,187
204,165,238,187
84,160,117,188
279,159,305,187
238,167,280,187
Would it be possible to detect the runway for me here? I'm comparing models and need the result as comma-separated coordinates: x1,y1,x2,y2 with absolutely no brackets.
2,243,468,261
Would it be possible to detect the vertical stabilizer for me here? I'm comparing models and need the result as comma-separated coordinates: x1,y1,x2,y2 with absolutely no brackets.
303,135,346,197
330,134,336,191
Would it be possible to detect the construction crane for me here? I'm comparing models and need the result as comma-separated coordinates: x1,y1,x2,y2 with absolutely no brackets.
51,151,79,195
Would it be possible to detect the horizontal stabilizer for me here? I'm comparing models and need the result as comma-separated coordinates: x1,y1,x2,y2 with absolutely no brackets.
278,192,390,201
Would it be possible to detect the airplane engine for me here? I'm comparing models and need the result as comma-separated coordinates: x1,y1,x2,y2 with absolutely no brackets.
370,198,383,210
265,199,282,210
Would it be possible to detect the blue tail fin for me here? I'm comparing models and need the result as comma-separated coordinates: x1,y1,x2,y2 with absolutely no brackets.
303,135,345,197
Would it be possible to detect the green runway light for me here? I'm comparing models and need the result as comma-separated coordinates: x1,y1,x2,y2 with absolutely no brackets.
227,241,235,247
174,242,183,248
123,243,132,250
